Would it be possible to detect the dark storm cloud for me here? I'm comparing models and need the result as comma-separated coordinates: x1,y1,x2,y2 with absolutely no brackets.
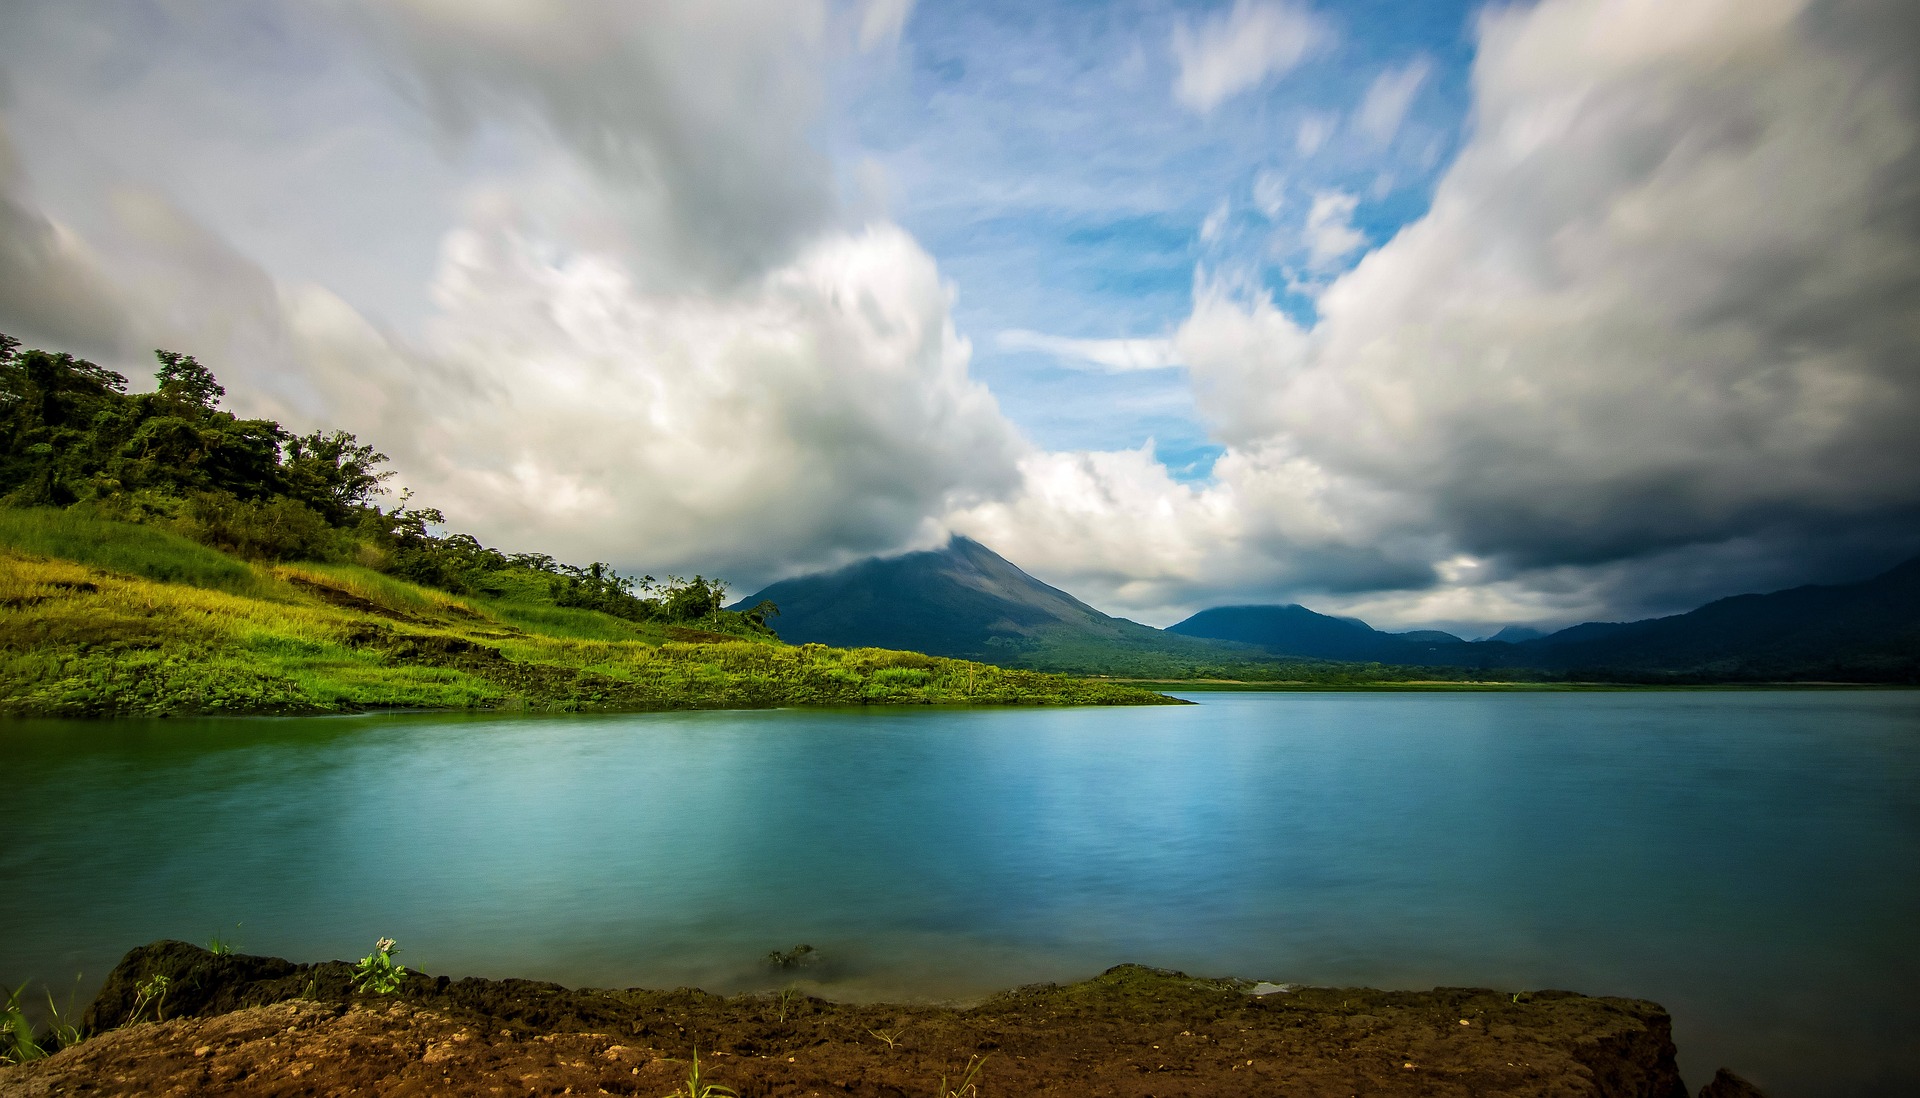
1161,0,1920,623
0,121,132,358
336,0,840,287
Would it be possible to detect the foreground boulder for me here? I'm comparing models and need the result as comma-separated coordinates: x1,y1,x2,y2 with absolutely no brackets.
5,941,1719,1096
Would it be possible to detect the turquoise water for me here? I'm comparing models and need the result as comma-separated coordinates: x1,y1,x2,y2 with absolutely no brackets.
5,691,1917,1095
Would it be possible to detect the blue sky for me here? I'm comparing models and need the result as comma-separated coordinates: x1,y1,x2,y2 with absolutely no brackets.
835,0,1478,477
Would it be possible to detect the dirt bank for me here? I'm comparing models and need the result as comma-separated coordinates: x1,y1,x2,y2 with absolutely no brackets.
1,941,1744,1096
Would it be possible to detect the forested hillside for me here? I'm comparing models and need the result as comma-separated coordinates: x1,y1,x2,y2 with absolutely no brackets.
0,333,758,633
0,335,1173,714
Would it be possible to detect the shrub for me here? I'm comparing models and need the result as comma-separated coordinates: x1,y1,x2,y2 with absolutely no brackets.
177,492,341,561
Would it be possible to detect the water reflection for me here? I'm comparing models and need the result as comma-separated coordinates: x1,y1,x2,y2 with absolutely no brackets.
6,692,1918,1096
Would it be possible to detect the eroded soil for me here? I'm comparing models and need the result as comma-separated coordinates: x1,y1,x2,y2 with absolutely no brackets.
2,942,1693,1097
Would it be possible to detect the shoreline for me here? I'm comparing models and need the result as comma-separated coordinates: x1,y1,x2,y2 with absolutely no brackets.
1107,678,1916,691
0,940,1765,1097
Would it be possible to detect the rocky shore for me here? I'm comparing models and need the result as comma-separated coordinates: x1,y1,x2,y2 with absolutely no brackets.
1,941,1765,1096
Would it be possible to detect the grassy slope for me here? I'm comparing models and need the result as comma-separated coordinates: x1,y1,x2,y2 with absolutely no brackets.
0,510,1176,717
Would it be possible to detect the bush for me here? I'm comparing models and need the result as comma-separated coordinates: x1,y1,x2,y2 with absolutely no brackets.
177,492,341,561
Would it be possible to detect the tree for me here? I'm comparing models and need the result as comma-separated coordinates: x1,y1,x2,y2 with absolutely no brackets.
0,341,130,503
742,599,781,636
153,350,225,411
282,429,391,521
662,575,727,624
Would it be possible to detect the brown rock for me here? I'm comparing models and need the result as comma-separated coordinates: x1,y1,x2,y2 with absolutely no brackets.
1699,1067,1770,1098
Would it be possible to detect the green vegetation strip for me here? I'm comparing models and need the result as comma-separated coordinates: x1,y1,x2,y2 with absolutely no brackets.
0,509,1176,717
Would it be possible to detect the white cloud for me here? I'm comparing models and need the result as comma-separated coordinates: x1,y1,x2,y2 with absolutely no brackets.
1168,0,1920,613
1199,198,1231,243
1354,56,1432,144
0,1,1024,588
947,0,1920,629
857,0,916,52
996,330,1181,372
1294,111,1336,155
342,218,1022,578
7,0,1919,632
1302,189,1364,266
948,445,1243,619
5,176,1024,587
1171,1,1327,113
1252,170,1287,219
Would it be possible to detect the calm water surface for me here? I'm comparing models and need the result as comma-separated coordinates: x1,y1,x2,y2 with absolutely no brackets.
6,691,1917,1096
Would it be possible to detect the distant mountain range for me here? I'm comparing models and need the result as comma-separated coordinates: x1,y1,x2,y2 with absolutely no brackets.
1165,605,1468,664
737,538,1920,682
1491,556,1920,679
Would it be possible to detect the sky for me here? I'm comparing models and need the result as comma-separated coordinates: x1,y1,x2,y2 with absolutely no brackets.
2,0,1917,635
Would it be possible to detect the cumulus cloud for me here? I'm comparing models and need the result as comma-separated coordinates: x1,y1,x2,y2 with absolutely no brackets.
995,330,1181,372
949,445,1241,618
949,0,1920,629
1,183,1024,584
1172,1,1327,113
7,0,1918,631
1354,56,1431,144
946,435,1442,622
1170,0,1920,619
0,1,1024,588
1302,190,1364,266
315,218,1023,578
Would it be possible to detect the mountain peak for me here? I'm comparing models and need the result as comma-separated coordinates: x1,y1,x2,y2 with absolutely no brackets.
733,536,1128,658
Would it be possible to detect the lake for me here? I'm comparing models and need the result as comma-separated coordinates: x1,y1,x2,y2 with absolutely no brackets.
5,691,1917,1096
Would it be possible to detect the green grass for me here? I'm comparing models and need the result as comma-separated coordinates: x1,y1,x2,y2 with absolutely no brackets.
0,507,274,598
0,508,1177,717
1,982,43,1064
276,561,458,616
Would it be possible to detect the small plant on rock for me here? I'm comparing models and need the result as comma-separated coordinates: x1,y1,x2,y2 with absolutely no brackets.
936,1053,989,1098
129,973,170,1024
42,980,85,1050
1,983,45,1064
663,1047,737,1098
774,983,803,1024
208,923,243,956
352,937,408,995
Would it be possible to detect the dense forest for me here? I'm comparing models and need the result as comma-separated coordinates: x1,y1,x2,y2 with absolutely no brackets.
0,333,774,637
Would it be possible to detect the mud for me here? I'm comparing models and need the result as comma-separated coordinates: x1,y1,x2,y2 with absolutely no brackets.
2,941,1747,1096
